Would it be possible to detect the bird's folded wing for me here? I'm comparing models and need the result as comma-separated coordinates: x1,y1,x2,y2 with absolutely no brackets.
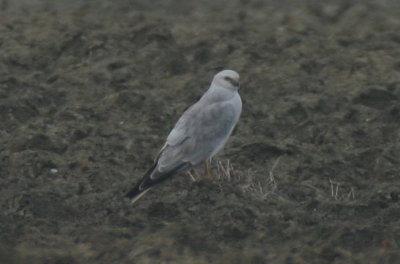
151,101,236,179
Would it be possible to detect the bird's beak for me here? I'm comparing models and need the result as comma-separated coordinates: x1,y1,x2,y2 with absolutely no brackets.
232,79,239,87
226,77,239,88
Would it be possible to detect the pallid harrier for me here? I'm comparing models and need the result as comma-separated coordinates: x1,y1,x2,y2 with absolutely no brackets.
126,70,242,203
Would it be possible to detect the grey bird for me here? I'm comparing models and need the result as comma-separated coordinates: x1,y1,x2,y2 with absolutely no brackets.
126,70,242,203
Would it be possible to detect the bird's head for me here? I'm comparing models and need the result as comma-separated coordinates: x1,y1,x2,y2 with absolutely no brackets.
213,70,240,91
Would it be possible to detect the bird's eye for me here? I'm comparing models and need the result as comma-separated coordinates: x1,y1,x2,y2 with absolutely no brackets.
223,76,239,87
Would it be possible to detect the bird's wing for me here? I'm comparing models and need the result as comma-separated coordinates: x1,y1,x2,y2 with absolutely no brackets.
151,100,238,180
164,104,197,147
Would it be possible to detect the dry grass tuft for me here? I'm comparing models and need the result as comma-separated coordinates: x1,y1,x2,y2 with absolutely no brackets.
215,157,283,200
329,178,356,201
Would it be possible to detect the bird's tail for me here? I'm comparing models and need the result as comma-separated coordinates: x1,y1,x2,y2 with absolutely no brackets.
125,162,187,204
125,163,157,203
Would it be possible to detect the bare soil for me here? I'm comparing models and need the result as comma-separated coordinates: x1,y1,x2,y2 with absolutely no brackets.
1,0,400,263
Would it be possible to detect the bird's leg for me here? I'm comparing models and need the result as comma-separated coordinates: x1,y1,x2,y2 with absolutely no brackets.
204,160,212,179
187,170,197,182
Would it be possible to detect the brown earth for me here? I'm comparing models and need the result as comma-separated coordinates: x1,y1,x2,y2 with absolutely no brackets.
1,0,400,263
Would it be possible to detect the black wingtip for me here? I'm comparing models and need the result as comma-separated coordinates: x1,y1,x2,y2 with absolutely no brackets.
125,162,188,203
125,181,152,204
125,182,142,199
125,163,157,200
